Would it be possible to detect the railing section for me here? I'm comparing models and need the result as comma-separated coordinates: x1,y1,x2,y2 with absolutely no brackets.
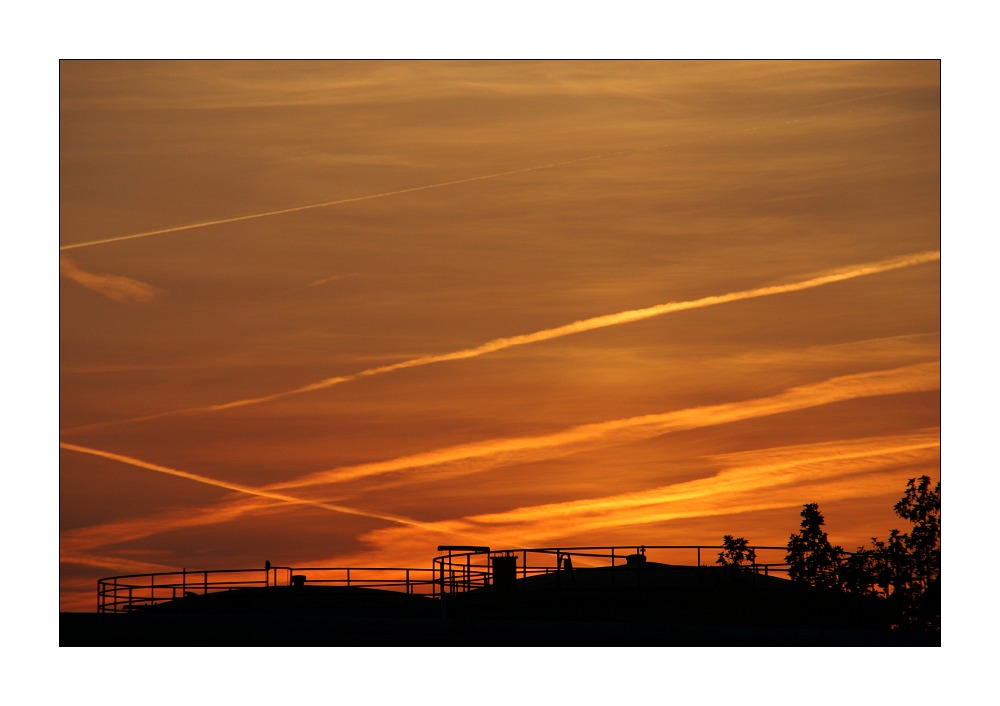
97,544,795,612
431,544,793,595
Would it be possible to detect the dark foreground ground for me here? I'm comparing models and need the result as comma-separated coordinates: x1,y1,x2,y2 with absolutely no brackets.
61,564,940,646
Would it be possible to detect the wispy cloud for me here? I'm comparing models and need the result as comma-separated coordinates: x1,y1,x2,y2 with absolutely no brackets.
292,273,357,291
326,430,939,568
62,250,940,434
60,257,162,303
61,496,277,556
272,361,939,492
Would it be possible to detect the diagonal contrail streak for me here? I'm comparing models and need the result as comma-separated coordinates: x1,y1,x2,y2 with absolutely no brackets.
59,441,454,534
269,361,939,491
60,87,907,252
62,249,939,435
59,363,938,556
58,148,643,251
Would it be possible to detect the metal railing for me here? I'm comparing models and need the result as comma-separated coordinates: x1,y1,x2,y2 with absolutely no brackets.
97,544,793,613
432,544,792,595
97,565,437,613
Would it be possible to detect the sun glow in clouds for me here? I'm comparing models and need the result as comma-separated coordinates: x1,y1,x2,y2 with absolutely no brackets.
59,61,940,613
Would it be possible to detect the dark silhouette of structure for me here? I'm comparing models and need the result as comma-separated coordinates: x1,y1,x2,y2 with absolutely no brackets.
61,543,939,646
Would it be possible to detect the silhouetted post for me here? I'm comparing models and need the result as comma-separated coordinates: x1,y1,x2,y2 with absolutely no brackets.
264,560,271,587
491,553,517,592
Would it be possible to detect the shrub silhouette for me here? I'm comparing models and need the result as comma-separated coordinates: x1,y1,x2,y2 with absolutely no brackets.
716,535,754,569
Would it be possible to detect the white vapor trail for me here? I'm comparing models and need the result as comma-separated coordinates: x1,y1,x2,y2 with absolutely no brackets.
60,87,907,253
61,249,939,434
59,148,645,251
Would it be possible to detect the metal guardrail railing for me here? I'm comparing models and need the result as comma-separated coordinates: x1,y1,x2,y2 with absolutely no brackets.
97,544,792,613
96,565,438,613
431,544,792,595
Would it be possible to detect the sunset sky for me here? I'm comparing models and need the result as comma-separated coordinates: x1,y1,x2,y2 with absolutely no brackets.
58,60,940,612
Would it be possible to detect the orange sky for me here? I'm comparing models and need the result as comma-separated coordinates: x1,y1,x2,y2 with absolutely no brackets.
59,60,939,612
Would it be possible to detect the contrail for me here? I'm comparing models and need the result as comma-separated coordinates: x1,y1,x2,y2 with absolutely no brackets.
58,148,642,251
62,249,939,435
269,361,939,491
59,364,938,555
59,441,452,533
60,87,908,252
311,431,939,571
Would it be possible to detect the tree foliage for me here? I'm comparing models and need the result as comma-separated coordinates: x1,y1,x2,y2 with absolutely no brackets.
879,476,941,629
785,503,843,589
782,476,940,632
716,535,754,569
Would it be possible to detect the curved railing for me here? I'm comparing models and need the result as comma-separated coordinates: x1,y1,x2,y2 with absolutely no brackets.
97,565,438,613
97,544,792,613
431,544,792,594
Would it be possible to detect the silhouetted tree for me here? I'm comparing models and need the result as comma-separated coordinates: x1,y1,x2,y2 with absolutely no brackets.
881,476,941,629
716,535,754,569
894,476,941,591
839,545,878,596
837,476,940,631
840,530,905,598
785,503,843,589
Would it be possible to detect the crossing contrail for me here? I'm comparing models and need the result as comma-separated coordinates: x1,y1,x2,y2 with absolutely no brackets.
61,249,939,435
58,363,939,558
58,441,453,533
